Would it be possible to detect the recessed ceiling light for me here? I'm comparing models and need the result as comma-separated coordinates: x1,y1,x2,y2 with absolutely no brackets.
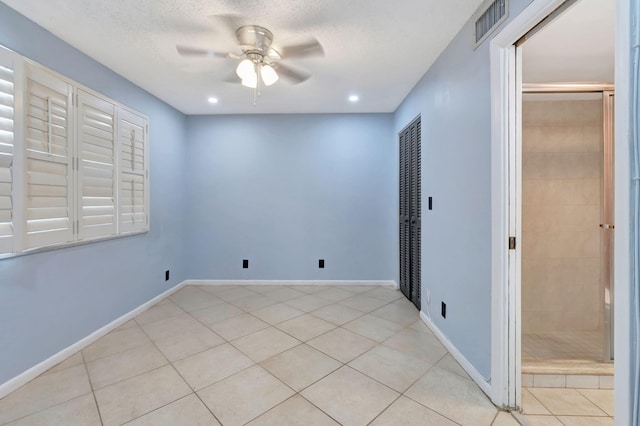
208,97,219,104
348,95,359,103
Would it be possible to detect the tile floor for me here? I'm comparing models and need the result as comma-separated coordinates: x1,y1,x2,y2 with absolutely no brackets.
0,285,615,425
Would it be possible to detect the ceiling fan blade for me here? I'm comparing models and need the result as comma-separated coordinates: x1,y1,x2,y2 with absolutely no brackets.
274,63,311,84
176,45,233,59
278,38,324,59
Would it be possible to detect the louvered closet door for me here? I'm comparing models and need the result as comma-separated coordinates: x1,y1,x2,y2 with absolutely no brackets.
77,90,116,239
24,65,74,249
398,116,421,309
0,48,15,254
399,129,411,301
409,120,421,309
118,109,148,233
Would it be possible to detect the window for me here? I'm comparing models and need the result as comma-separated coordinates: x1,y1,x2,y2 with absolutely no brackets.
0,45,149,257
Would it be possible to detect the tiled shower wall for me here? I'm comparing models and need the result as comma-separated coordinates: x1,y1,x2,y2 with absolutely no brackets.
522,98,603,333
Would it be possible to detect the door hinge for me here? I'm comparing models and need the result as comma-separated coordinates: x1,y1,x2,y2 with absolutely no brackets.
509,236,516,250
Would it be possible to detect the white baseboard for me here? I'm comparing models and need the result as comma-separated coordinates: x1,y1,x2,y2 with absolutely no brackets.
419,311,492,397
186,279,399,289
0,280,187,399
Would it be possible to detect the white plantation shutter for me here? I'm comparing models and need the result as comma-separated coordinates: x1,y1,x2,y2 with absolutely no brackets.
77,90,117,239
0,48,15,254
118,109,148,233
24,64,74,249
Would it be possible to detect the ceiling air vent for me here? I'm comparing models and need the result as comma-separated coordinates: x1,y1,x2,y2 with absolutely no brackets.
473,0,509,49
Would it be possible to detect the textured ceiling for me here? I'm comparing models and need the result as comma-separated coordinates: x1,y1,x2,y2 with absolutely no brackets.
1,0,486,114
523,0,615,84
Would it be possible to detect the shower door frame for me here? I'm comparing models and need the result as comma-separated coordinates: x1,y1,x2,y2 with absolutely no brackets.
521,83,616,363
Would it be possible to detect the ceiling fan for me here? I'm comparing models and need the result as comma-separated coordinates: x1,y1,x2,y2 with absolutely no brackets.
176,16,324,94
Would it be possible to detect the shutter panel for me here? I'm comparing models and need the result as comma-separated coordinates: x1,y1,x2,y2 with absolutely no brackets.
118,109,148,233
0,48,15,254
77,90,116,239
24,65,74,249
410,119,422,308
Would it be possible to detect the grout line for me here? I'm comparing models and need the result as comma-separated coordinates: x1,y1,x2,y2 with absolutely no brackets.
80,351,105,426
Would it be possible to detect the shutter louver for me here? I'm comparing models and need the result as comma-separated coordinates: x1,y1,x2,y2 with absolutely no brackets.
118,109,148,233
78,90,116,239
0,52,14,254
24,65,74,249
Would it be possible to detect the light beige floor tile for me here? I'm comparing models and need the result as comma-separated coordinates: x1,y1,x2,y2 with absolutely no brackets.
94,365,191,426
342,285,380,293
153,326,225,362
405,367,497,426
198,285,234,296
285,295,333,312
533,375,566,388
349,345,431,392
123,394,220,425
370,300,420,326
198,365,294,426
82,326,150,362
556,416,614,426
247,395,339,426
251,303,305,324
383,328,447,364
232,327,300,362
370,396,456,426
566,375,599,389
86,343,168,389
260,344,341,391
293,285,331,294
363,287,404,303
0,365,91,424
301,366,399,426
6,394,101,426
307,328,377,363
228,294,278,312
173,343,254,391
522,388,551,415
114,319,139,332
216,287,260,302
140,314,208,341
512,413,563,425
311,304,365,325
190,302,244,326
528,388,607,416
135,302,185,325
276,314,336,341
46,352,84,374
208,313,270,341
314,287,357,302
169,287,225,312
576,389,614,416
409,320,433,334
435,354,470,380
258,287,307,302
492,411,520,425
343,314,405,343
339,295,389,312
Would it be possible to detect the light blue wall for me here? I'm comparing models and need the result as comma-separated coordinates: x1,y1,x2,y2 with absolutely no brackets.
0,4,188,384
185,114,397,281
394,0,532,379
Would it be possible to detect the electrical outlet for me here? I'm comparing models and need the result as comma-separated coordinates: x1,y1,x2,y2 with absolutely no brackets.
319,259,325,269
426,289,431,305
165,270,170,281
441,302,447,318
243,259,249,269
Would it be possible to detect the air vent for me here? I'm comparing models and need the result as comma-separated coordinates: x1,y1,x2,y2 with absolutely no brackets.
473,0,508,49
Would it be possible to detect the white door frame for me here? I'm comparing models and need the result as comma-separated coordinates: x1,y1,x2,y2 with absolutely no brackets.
489,0,631,419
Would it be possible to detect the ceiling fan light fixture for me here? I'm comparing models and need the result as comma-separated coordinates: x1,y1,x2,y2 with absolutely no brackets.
241,75,258,88
260,64,279,86
236,58,256,81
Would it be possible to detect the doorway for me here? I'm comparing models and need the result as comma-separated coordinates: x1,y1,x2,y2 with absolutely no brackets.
399,116,421,309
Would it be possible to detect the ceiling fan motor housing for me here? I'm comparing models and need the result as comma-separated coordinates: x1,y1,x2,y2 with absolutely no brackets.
236,25,274,55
